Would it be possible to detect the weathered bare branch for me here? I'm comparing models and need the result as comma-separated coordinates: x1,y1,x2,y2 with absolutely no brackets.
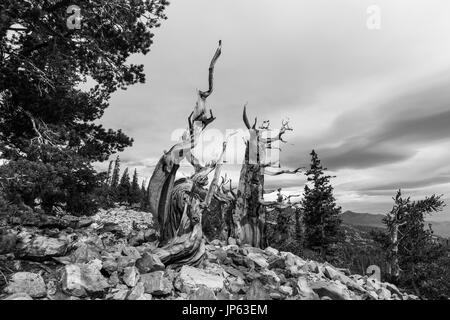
199,40,222,100
263,167,303,176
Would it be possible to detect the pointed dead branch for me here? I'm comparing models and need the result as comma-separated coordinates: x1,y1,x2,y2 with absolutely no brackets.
199,40,222,100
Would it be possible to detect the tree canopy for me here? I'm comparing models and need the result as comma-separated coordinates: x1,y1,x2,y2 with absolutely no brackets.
0,0,169,214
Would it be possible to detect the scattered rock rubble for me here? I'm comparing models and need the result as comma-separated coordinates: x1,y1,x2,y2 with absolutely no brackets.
0,207,419,300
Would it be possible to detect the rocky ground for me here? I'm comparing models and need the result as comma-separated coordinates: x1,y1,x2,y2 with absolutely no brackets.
0,206,418,300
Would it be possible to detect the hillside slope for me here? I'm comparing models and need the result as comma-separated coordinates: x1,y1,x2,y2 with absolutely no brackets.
0,207,417,300
342,210,450,238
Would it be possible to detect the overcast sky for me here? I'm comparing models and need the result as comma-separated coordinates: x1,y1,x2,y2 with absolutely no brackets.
97,0,450,220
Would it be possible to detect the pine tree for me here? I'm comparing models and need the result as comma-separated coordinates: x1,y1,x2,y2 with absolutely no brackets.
301,150,342,257
0,1,168,215
110,156,121,190
106,160,114,186
140,180,148,210
383,190,445,287
117,167,131,204
129,169,141,205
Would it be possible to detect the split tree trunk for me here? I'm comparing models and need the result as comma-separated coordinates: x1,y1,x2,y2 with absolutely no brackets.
234,162,266,248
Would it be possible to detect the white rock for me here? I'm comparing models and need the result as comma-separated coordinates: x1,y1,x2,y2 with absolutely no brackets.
127,282,145,300
279,285,293,296
281,252,306,268
123,266,139,287
61,259,110,297
5,272,47,298
3,293,33,300
176,266,225,293
376,287,392,300
310,280,352,300
140,271,173,296
264,247,280,256
247,252,269,269
297,278,319,300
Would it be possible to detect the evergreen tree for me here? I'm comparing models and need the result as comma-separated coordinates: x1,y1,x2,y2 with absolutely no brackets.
383,190,445,294
129,169,141,204
0,1,168,215
140,179,148,210
110,156,121,190
106,160,114,186
117,167,130,203
301,150,342,256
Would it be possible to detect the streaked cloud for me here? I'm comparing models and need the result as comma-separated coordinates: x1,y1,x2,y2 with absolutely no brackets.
96,0,450,219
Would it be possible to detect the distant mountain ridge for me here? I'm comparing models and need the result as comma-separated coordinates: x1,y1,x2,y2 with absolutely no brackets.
341,210,450,238
341,211,385,229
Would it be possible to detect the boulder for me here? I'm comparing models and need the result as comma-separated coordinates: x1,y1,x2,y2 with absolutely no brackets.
102,258,119,274
5,272,47,298
116,255,136,271
136,293,153,300
61,259,110,297
123,266,139,287
323,265,366,292
67,243,102,264
310,281,351,300
264,247,280,256
297,278,319,300
140,271,173,296
376,287,392,300
16,234,68,260
188,286,217,300
281,252,305,268
122,246,142,260
246,280,270,300
3,293,33,300
247,252,269,269
260,269,281,285
175,266,225,293
223,266,245,280
279,285,293,296
135,252,165,274
227,277,246,294
127,282,146,300
108,272,120,287
110,287,129,300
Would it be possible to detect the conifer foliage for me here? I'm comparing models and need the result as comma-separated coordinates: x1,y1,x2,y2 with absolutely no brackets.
301,150,342,256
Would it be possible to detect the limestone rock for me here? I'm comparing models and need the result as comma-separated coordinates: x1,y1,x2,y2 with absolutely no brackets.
140,271,173,296
376,287,391,300
264,247,279,256
127,282,146,300
122,246,141,260
135,252,165,274
188,286,217,300
5,272,47,298
247,252,269,269
279,285,293,296
323,265,365,292
3,293,34,300
227,277,246,294
175,266,225,293
310,281,351,300
297,278,319,300
61,259,110,297
16,234,68,260
123,266,139,287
